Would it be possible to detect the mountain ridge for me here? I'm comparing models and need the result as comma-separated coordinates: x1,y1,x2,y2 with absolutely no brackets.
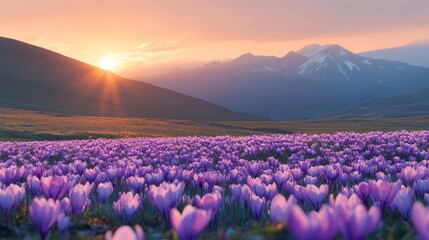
0,36,265,121
360,39,429,68
145,44,429,120
319,87,429,119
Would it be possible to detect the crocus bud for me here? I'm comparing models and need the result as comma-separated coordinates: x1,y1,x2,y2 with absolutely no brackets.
97,182,114,203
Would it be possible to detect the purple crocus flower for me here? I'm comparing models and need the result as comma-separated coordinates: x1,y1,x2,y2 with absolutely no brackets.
249,193,266,220
352,182,370,201
391,187,413,219
412,202,429,240
80,181,95,195
106,167,117,181
287,205,337,240
302,184,329,210
69,184,91,215
61,197,71,214
181,170,194,183
292,184,306,203
127,176,146,193
283,181,295,194
97,182,114,203
0,186,15,214
0,166,20,185
414,179,429,195
330,193,362,211
245,162,262,177
229,184,241,197
57,213,70,235
27,175,41,194
8,184,26,205
75,162,87,175
336,203,381,240
398,166,426,186
325,166,340,181
170,205,212,240
240,184,253,204
194,191,222,214
145,171,165,185
40,176,68,200
368,180,402,208
84,168,98,183
304,176,318,185
96,172,109,184
272,171,290,188
113,192,142,221
247,176,278,200
29,198,61,240
269,194,296,225
148,182,184,215
105,225,144,240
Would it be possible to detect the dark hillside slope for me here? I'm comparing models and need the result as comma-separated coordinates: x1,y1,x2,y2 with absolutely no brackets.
320,87,429,118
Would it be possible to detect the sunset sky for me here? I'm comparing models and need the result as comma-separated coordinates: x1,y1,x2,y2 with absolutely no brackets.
2,0,429,77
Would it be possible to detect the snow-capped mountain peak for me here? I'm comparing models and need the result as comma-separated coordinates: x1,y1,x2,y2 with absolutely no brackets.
297,45,365,81
296,44,333,57
218,44,419,84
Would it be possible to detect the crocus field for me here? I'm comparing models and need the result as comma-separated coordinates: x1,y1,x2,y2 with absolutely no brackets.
2,131,429,239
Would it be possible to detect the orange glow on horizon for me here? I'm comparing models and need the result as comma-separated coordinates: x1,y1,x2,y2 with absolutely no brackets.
99,55,118,71
2,1,429,77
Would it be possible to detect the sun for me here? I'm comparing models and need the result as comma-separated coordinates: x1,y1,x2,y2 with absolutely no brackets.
99,55,118,71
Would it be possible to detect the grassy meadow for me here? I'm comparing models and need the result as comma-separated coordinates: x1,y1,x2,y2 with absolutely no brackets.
1,108,428,141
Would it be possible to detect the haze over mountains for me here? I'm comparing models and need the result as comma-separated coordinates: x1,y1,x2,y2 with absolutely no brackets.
361,39,429,68
0,37,263,121
145,44,429,120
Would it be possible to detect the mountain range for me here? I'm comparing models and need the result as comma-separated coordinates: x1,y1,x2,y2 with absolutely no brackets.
0,37,263,121
144,44,429,120
361,39,429,68
2,36,429,122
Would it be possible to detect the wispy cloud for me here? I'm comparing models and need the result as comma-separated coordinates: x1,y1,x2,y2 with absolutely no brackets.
106,40,188,69
137,40,186,54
